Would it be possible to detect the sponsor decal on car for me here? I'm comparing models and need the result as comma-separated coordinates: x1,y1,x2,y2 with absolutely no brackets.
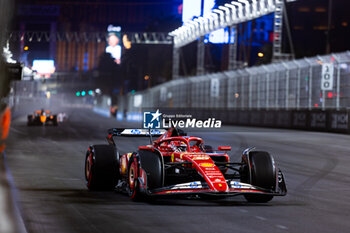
174,158,184,162
189,182,200,188
130,129,141,134
171,181,203,190
232,182,242,188
204,167,216,170
200,163,215,168
192,156,210,160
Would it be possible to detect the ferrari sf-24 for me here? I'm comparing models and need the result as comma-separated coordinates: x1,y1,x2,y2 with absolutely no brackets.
84,128,287,202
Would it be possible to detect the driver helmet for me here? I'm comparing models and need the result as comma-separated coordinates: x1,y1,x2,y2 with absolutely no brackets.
170,141,187,152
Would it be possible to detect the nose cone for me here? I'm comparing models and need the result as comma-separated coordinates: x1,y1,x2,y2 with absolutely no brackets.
213,182,228,192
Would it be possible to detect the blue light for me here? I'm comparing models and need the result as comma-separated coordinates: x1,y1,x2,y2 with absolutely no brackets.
182,0,202,23
207,28,230,44
81,91,86,96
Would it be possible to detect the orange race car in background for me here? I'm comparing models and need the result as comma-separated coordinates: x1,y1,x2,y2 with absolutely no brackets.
27,109,58,126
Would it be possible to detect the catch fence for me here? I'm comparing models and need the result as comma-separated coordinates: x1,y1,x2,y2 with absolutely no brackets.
124,51,350,113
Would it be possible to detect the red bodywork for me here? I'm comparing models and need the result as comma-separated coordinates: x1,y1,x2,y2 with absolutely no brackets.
115,128,286,197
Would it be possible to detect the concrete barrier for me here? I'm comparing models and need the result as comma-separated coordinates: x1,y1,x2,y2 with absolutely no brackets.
143,108,350,134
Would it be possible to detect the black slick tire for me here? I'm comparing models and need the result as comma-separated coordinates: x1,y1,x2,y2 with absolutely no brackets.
242,151,276,203
85,144,119,191
127,150,163,201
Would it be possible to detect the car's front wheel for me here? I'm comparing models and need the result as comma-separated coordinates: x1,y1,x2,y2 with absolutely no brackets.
127,150,163,201
241,151,276,203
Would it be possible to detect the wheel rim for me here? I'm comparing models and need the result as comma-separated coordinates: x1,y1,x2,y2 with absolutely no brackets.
85,153,93,183
129,162,135,190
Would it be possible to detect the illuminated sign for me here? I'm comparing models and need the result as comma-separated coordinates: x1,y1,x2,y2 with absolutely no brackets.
106,25,122,64
206,28,230,44
203,0,215,17
32,60,55,78
182,0,202,23
182,0,230,44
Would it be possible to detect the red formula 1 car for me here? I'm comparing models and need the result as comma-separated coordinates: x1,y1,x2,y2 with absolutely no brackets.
84,128,287,202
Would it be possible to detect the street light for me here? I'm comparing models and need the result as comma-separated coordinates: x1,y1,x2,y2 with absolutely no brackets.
238,0,251,19
251,0,259,17
187,21,199,40
231,1,244,21
225,3,238,24
182,23,191,41
219,6,231,26
194,17,206,35
208,12,219,30
260,0,267,14
213,9,225,28
189,20,201,38
203,17,211,34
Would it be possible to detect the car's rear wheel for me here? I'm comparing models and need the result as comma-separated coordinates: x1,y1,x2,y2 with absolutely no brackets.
127,156,141,200
85,145,119,191
241,151,276,203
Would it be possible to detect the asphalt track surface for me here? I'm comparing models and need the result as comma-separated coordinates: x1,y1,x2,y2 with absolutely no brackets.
5,106,350,233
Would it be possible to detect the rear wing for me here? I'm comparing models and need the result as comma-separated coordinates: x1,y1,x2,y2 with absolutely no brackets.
107,128,167,145
107,128,167,136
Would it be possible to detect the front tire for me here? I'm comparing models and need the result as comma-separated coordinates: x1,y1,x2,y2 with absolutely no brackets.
241,151,276,203
127,150,163,201
85,145,119,191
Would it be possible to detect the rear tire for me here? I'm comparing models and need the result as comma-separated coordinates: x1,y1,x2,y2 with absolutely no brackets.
241,151,276,203
127,156,141,200
85,145,119,191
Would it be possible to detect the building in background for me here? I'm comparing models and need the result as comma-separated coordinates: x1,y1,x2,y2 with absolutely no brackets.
10,0,350,86
13,0,182,73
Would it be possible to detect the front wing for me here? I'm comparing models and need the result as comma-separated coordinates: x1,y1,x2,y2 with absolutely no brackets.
143,171,287,197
